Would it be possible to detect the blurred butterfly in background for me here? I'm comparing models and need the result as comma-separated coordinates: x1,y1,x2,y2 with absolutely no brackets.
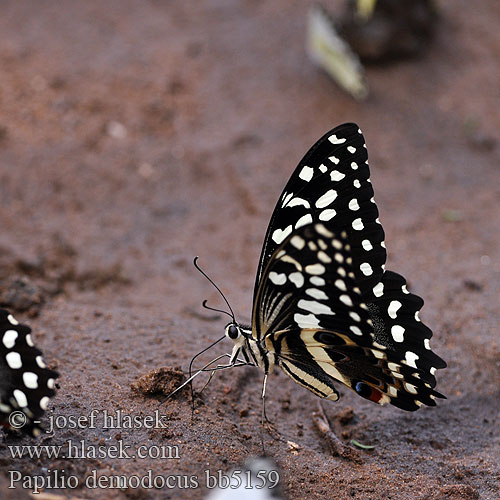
189,123,446,412
0,309,58,436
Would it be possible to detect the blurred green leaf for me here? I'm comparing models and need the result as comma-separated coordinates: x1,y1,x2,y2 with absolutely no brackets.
351,439,375,450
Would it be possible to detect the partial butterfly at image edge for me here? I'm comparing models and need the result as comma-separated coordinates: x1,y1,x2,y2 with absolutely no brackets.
0,308,59,437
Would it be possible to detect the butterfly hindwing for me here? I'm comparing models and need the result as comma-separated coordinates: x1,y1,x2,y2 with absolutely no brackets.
276,328,443,411
0,309,58,436
363,270,447,387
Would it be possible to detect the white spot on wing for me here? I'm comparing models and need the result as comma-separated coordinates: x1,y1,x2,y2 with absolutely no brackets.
299,165,314,182
298,299,335,316
287,197,311,208
329,156,340,164
306,288,329,300
391,325,405,342
349,311,361,322
350,325,362,336
269,272,286,285
348,199,360,211
362,239,373,251
388,386,398,397
373,282,384,297
296,213,313,229
281,192,293,207
360,262,373,276
2,330,18,349
352,218,364,230
289,272,305,288
315,225,333,237
6,352,22,369
272,225,293,244
317,251,332,264
315,189,338,208
330,170,345,181
319,209,336,221
339,294,353,306
329,134,346,144
334,279,347,291
388,300,402,319
290,236,305,249
388,362,400,372
7,315,19,325
294,313,320,328
13,389,28,408
310,276,325,286
36,356,47,369
23,372,39,389
405,351,419,368
405,383,418,395
305,263,325,275
347,146,356,153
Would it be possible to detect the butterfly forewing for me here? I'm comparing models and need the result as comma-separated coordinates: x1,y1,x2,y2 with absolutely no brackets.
0,309,58,435
251,124,446,410
254,123,386,301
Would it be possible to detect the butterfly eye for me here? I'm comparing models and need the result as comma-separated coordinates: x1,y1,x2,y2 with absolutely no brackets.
227,325,239,339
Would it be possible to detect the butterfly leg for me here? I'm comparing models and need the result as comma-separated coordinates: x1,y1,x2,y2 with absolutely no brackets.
260,373,282,447
261,374,272,424
188,354,250,416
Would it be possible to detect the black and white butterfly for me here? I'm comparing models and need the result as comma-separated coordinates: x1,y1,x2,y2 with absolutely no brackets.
0,309,58,436
194,123,446,412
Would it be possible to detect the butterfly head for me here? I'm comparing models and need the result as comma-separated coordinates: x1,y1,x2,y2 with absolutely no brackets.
224,322,251,344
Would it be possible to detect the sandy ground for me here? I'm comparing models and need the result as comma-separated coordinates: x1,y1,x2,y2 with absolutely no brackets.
0,1,499,499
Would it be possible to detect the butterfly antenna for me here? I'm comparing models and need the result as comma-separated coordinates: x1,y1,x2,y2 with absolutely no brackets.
193,257,235,322
201,300,233,319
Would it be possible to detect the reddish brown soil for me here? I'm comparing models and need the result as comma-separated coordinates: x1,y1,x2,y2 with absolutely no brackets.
0,1,499,499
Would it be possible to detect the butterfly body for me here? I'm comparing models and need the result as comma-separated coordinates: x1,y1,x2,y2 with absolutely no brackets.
218,123,445,412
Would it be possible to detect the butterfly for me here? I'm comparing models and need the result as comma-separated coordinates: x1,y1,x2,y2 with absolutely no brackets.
193,122,446,412
0,308,58,436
